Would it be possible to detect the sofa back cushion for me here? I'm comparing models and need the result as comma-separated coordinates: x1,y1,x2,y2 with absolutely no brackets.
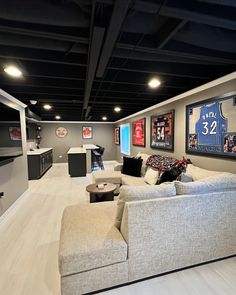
175,173,236,195
186,164,221,181
114,183,176,229
122,156,143,177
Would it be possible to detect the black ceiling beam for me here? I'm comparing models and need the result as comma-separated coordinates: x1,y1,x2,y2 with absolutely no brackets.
83,26,105,110
22,98,153,106
197,0,236,7
0,81,186,90
9,87,171,96
116,43,236,65
171,23,236,55
156,19,187,49
0,53,87,67
108,66,209,79
0,24,89,44
113,48,227,65
16,92,164,102
96,0,131,78
132,0,236,30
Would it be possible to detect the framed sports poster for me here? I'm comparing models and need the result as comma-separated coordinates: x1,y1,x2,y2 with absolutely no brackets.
132,118,146,147
150,110,174,151
186,92,236,159
82,126,93,139
114,127,120,145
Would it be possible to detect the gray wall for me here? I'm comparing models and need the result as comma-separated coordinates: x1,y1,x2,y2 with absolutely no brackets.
40,123,115,163
0,96,28,216
115,77,236,174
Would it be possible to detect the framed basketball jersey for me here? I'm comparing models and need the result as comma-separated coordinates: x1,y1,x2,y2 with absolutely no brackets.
151,110,174,151
186,92,236,159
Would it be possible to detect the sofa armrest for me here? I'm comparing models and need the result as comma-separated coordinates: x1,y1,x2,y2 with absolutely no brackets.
114,164,123,171
59,203,127,277
121,191,236,281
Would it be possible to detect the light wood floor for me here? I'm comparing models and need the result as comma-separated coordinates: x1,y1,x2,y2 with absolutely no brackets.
0,163,236,295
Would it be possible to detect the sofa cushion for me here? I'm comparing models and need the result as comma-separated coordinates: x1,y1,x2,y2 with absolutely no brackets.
59,202,127,276
175,173,236,195
115,183,176,229
122,156,143,177
144,167,160,185
92,170,122,184
186,164,221,181
121,175,147,186
177,172,193,182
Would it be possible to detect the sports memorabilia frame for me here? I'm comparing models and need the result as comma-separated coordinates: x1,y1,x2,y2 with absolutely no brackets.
82,126,93,139
132,118,146,147
150,110,174,151
114,127,120,145
186,92,236,159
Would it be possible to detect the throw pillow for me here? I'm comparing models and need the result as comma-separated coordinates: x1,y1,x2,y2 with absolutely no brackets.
136,152,151,176
114,183,176,229
122,156,143,177
175,173,236,195
144,167,160,185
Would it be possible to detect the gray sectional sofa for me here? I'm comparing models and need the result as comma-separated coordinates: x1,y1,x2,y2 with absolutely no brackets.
59,166,236,295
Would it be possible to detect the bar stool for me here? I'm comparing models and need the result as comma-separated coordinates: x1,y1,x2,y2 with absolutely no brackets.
92,146,105,170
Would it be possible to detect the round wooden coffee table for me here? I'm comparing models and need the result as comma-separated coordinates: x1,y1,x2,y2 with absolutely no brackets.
86,183,116,203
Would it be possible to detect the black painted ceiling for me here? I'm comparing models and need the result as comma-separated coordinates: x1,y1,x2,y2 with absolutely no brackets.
0,0,235,121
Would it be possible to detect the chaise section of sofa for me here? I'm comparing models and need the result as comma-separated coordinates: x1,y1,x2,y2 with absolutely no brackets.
59,170,236,295
59,202,128,295
120,190,236,282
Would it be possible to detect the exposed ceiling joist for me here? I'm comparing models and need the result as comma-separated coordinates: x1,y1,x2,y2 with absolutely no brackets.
131,1,236,30
83,26,105,109
0,81,187,89
160,4,236,31
0,53,87,67
157,19,187,49
0,24,88,43
96,0,131,78
198,0,236,6
22,98,153,106
108,66,209,79
116,44,236,65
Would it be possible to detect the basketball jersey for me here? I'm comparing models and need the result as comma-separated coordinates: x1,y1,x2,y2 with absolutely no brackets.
195,102,227,145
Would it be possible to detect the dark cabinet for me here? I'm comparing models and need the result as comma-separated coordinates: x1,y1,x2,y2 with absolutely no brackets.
68,153,86,177
27,149,53,180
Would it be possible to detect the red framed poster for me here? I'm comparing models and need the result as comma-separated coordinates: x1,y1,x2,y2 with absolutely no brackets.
132,118,146,147
82,126,93,139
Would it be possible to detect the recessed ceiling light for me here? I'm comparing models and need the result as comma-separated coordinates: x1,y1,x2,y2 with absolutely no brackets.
43,104,52,110
148,78,161,89
114,106,121,112
30,100,37,105
55,115,61,120
4,65,22,77
102,116,107,121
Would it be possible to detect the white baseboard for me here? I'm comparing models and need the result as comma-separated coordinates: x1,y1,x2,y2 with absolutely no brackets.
0,188,30,225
